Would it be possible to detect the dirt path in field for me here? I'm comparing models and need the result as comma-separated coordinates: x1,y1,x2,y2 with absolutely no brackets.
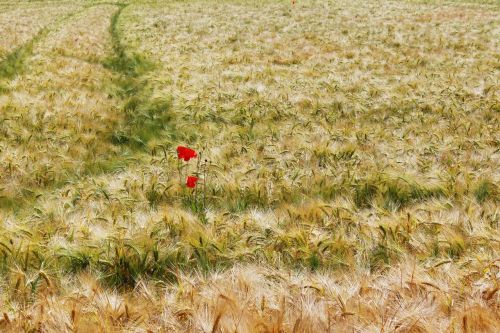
0,4,130,208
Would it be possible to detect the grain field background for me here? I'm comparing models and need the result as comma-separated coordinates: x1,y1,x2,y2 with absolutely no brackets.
0,0,498,332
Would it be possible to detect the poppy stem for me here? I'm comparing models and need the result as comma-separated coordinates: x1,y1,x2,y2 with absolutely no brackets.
195,151,202,210
203,160,207,210
177,158,182,185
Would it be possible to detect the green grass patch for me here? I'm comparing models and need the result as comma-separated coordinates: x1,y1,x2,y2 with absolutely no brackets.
81,157,129,176
0,196,22,211
0,44,33,80
473,179,498,203
353,176,445,210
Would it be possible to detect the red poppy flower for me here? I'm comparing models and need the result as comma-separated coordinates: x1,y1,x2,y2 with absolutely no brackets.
186,176,198,188
177,146,197,161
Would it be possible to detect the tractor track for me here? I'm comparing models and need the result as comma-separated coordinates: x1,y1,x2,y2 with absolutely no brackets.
0,2,169,213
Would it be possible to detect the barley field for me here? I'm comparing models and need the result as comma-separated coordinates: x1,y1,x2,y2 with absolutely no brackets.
0,0,499,332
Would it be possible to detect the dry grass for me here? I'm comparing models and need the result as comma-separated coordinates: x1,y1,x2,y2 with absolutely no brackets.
0,0,498,332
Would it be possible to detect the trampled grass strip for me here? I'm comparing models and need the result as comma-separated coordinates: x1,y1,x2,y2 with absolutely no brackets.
0,3,167,213
0,2,124,91
0,7,84,81
0,4,126,211
104,3,173,150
